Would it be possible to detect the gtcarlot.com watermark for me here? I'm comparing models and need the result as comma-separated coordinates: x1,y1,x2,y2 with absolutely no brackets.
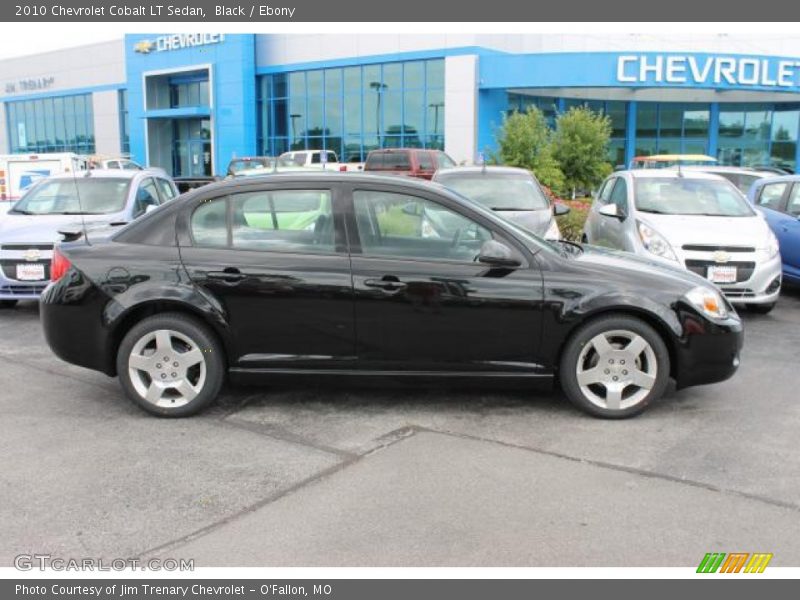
14,554,194,572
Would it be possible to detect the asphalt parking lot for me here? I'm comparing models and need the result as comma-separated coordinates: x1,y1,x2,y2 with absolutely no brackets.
2,289,799,567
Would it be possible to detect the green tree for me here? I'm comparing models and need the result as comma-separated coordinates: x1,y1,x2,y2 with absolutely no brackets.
493,107,565,194
552,106,613,198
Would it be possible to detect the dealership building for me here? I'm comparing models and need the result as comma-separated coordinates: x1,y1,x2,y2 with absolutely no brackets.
3,33,800,176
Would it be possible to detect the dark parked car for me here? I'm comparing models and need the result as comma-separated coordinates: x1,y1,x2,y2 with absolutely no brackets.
41,173,743,419
364,148,456,180
433,166,569,239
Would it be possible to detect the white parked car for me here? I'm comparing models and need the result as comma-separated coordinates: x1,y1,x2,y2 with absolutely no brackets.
583,169,782,313
278,150,345,172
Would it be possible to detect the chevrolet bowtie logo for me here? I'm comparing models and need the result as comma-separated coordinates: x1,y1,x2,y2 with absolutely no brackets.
713,250,732,264
134,40,155,54
23,248,41,262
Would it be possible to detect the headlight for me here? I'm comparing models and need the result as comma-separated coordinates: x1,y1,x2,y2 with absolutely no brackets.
637,221,678,261
757,229,780,260
544,219,561,240
685,286,729,319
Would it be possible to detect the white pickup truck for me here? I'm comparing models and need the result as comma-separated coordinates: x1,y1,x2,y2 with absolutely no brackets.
278,150,348,172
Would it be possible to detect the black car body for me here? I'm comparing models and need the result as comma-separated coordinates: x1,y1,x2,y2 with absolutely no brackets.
40,173,743,418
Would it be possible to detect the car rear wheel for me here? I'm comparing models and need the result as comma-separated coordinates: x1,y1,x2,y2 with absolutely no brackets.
116,313,224,417
559,315,670,418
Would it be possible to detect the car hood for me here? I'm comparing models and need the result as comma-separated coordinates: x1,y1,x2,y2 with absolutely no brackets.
0,213,123,244
570,242,709,291
494,208,552,237
636,213,770,247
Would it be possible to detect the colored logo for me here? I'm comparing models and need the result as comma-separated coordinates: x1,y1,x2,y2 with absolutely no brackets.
134,40,155,54
697,552,773,573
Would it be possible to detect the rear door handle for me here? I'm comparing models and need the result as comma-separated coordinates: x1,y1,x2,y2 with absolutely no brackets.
207,268,246,283
364,278,407,292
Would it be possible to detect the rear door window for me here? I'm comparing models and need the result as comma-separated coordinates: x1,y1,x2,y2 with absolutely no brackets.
785,184,800,216
190,189,335,254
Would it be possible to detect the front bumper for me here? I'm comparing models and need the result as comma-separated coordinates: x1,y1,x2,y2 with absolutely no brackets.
674,310,744,389
649,247,783,306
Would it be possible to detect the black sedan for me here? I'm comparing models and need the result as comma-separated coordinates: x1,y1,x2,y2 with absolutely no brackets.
40,173,743,419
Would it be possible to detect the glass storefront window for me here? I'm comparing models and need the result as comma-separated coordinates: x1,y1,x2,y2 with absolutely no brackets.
259,58,444,160
717,104,799,170
7,92,94,154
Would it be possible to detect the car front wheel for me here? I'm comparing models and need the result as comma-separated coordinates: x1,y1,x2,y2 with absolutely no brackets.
559,315,670,418
116,313,224,417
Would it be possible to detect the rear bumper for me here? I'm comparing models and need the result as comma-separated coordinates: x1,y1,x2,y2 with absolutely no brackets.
0,274,49,300
40,279,116,375
674,312,744,389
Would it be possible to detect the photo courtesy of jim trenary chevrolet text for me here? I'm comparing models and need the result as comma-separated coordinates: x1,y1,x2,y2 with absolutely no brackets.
0,0,799,596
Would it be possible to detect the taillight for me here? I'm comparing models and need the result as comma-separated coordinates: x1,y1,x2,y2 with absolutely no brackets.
339,165,347,172
50,248,72,282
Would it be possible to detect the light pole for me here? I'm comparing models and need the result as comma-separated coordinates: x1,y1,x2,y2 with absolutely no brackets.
369,81,387,147
429,101,443,148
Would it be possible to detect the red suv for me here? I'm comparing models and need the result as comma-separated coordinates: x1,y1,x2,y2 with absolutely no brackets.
364,148,456,180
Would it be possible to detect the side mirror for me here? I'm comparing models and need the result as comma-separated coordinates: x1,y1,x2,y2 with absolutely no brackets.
477,240,521,268
598,203,626,220
553,203,570,217
145,204,158,214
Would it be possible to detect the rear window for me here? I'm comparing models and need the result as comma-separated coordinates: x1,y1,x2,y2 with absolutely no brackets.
366,151,411,170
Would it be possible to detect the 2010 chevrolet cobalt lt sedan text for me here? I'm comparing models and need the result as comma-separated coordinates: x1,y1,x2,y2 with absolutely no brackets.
40,173,743,419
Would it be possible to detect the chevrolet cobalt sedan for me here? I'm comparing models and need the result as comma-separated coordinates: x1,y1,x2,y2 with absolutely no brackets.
41,173,743,419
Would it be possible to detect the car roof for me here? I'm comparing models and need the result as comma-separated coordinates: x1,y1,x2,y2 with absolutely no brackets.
682,165,774,176
621,168,729,181
749,174,800,185
183,170,450,196
435,166,531,177
47,169,158,181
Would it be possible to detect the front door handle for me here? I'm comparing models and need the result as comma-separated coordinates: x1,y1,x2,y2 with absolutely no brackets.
207,267,246,283
364,277,407,292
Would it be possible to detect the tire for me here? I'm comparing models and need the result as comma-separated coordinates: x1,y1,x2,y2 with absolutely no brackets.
559,315,670,419
747,302,776,315
0,300,18,309
116,312,224,417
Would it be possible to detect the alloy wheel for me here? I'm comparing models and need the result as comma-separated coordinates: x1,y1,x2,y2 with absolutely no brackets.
127,329,207,408
575,329,658,411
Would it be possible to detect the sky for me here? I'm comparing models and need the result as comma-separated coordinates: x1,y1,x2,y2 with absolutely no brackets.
0,29,123,60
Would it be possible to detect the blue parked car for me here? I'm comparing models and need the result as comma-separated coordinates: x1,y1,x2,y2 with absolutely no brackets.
748,176,800,285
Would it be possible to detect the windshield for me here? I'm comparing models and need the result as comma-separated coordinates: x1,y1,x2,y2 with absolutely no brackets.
634,177,755,217
437,174,549,211
11,178,131,215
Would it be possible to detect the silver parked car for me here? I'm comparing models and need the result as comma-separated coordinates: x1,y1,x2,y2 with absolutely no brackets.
583,169,782,313
0,169,178,307
432,166,569,240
